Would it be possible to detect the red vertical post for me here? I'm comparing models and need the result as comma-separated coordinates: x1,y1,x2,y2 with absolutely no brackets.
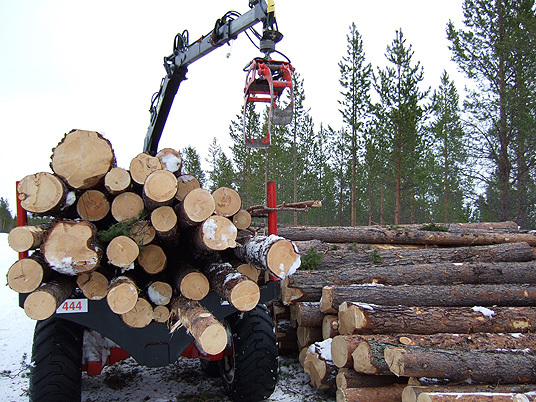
16,181,28,259
267,181,277,235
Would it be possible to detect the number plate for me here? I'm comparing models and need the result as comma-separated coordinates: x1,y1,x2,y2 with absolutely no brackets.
56,299,88,314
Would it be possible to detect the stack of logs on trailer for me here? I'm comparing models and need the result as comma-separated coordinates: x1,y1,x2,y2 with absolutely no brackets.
274,223,536,402
7,129,300,356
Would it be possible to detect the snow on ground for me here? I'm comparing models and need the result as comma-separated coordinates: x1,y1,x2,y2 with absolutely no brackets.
0,234,335,401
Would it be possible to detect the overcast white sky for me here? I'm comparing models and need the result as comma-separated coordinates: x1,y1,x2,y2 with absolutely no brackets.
0,0,466,211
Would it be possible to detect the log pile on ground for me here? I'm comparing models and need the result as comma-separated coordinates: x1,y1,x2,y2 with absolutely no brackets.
7,129,301,356
271,222,536,401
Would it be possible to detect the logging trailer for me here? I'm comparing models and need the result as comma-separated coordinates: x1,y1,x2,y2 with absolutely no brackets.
19,1,295,401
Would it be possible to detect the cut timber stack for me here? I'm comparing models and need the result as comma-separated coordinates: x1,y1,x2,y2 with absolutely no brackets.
7,129,301,357
273,223,536,401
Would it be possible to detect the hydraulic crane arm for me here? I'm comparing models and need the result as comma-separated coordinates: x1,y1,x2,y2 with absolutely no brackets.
143,0,276,155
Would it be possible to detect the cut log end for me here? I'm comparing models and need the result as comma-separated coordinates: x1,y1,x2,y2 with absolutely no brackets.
197,216,237,251
128,221,156,246
121,297,153,328
199,323,228,355
76,271,109,300
230,280,260,311
180,188,215,225
233,209,252,230
147,281,173,306
106,235,139,269
24,291,57,321
17,172,66,214
111,192,145,222
107,277,139,314
153,305,171,323
138,244,167,274
77,190,110,222
8,226,45,252
7,258,45,293
180,272,210,301
143,169,178,208
212,187,241,217
129,152,162,185
175,175,200,201
266,239,300,279
104,167,131,195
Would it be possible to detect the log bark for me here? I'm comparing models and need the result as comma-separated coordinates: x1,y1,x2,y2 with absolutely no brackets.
128,220,156,246
150,206,178,244
51,129,115,189
7,253,51,293
204,263,259,311
337,368,407,390
212,187,241,217
412,392,534,402
281,276,323,304
171,263,210,301
384,345,536,383
121,297,153,328
23,275,77,320
153,305,171,323
336,303,536,335
8,225,48,252
175,174,200,201
234,235,300,279
352,340,396,375
41,220,102,275
106,235,139,269
170,296,227,355
295,302,324,327
278,226,536,246
137,244,167,274
76,270,109,300
104,167,131,195
248,200,322,217
111,192,145,222
106,276,139,314
129,152,162,185
403,385,536,402
322,314,339,340
142,169,178,211
156,148,182,176
76,189,110,222
17,172,71,215
232,209,252,230
331,334,400,369
320,284,536,313
336,384,406,402
146,281,173,306
193,216,237,251
297,325,323,349
176,188,215,227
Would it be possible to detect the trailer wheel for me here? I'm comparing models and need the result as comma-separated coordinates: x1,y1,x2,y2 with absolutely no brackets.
30,318,84,402
219,304,278,402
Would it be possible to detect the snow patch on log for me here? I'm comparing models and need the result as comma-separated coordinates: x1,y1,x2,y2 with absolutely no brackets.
349,302,377,310
160,154,181,172
309,338,332,361
148,286,168,306
472,306,495,318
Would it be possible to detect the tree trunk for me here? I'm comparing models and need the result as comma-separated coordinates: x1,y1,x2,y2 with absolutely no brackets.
137,244,167,274
175,174,200,201
171,263,210,301
193,216,237,251
7,253,51,294
23,275,77,320
170,296,227,355
156,148,182,176
176,188,215,227
77,189,110,222
384,345,536,383
212,187,241,217
336,303,536,335
17,172,71,215
320,284,536,313
110,192,145,222
76,270,110,300
104,167,131,195
129,152,162,186
106,276,139,314
322,315,339,340
41,220,102,275
51,129,115,190
336,384,406,402
336,368,406,390
142,169,178,211
278,226,536,246
106,235,139,269
204,262,259,311
121,297,153,328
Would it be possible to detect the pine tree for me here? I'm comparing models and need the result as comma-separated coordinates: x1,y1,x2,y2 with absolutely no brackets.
181,145,206,188
0,197,13,233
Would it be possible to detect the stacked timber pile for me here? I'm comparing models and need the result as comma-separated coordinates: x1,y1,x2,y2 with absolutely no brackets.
7,129,300,356
274,222,536,401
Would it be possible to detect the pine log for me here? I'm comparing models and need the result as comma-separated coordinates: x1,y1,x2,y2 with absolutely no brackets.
336,303,536,335
104,167,131,195
17,172,71,215
175,174,200,201
352,340,395,375
289,303,299,327
403,385,536,402
128,220,156,246
295,302,324,327
305,339,337,389
156,148,182,176
8,225,48,253
384,345,536,383
413,392,534,402
153,305,171,323
171,263,210,301
41,220,102,275
322,314,339,340
23,275,77,320
111,192,145,222
248,200,322,217
336,384,406,402
176,188,215,227
281,276,323,304
146,281,173,306
331,334,400,368
142,169,178,210
278,226,536,246
337,368,407,390
150,206,178,243
76,270,109,300
121,297,153,328
129,152,162,185
204,263,260,311
234,235,300,279
232,209,252,230
297,325,323,349
137,244,167,274
320,284,536,313
106,235,139,269
193,216,237,251
7,253,51,293
212,187,241,217
106,276,139,314
51,129,115,189
170,296,227,355
401,221,520,231
236,263,260,282
77,189,110,222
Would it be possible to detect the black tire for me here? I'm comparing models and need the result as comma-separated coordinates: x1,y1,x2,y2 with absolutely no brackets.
30,318,84,402
219,304,278,402
199,358,220,378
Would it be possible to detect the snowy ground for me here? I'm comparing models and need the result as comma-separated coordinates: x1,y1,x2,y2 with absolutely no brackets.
0,234,335,401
